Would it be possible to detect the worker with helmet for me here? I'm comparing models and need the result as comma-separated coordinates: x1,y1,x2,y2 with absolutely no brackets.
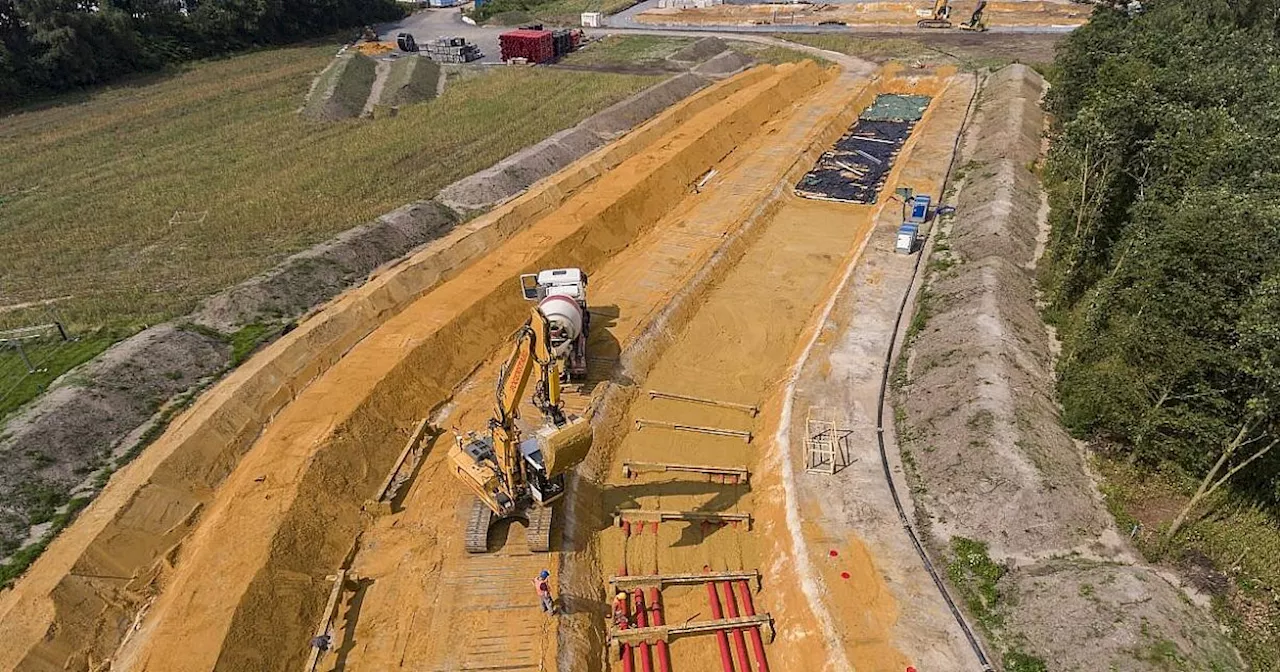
534,569,556,614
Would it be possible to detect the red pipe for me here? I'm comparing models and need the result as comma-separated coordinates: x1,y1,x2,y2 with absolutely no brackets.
649,587,672,672
735,580,770,672
720,582,753,672
633,589,654,672
706,579,736,672
619,573,634,672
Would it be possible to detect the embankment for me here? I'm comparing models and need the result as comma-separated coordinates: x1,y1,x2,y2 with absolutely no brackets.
895,64,1242,670
115,61,828,672
0,65,818,672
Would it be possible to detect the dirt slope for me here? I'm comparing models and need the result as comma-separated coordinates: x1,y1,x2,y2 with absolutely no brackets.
896,64,1242,670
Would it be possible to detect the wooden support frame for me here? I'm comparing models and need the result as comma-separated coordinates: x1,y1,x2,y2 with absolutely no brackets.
366,419,431,513
609,614,775,646
614,508,752,530
608,570,761,592
621,460,749,484
647,389,759,417
634,418,752,443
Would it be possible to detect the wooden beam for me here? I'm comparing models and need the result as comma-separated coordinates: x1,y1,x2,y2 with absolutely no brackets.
608,570,761,592
303,569,348,672
646,390,758,416
634,419,752,443
621,460,749,483
610,614,774,645
371,418,431,506
614,509,752,530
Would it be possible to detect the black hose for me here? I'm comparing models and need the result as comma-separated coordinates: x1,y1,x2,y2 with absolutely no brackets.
873,71,994,672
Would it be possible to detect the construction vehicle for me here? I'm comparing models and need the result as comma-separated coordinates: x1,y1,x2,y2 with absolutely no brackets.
917,0,953,28
959,0,988,30
448,269,594,553
917,0,986,30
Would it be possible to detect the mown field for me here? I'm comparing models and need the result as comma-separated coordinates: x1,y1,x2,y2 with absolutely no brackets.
0,42,661,419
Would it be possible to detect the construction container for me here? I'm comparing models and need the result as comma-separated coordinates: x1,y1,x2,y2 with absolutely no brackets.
500,29,555,64
551,30,573,58
895,223,920,254
907,194,931,223
581,11,602,26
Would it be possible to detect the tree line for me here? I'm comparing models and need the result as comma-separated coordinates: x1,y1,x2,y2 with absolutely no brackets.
1043,0,1280,523
0,0,405,100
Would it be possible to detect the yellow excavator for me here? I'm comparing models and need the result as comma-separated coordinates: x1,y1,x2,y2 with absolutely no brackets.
917,0,988,30
448,269,594,553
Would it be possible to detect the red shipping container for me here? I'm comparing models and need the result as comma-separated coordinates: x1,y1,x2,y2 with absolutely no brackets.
499,29,554,63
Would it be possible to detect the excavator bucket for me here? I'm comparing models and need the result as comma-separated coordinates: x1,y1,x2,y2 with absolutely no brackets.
537,416,593,478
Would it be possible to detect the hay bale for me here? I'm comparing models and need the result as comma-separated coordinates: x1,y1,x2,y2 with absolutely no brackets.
302,51,377,121
691,50,755,79
669,36,729,64
375,57,442,108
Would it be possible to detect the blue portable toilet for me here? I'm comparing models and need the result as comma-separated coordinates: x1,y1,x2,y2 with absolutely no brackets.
895,223,919,254
907,194,931,224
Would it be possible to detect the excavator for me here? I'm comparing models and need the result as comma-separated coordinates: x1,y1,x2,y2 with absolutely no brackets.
448,269,594,553
917,0,988,31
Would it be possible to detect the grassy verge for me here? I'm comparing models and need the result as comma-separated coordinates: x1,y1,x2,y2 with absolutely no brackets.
1096,456,1280,670
0,331,119,422
561,35,694,67
775,33,1059,72
727,41,831,67
0,44,661,337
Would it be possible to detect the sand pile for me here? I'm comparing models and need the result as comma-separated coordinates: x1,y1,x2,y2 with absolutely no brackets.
691,49,756,79
301,51,377,121
669,36,729,63
438,73,709,212
373,56,441,108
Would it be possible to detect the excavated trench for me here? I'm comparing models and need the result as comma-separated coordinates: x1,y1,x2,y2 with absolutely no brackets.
1,58,973,672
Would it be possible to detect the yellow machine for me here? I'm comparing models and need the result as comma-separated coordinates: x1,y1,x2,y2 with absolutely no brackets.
958,0,988,31
918,0,954,28
917,0,987,30
448,299,593,554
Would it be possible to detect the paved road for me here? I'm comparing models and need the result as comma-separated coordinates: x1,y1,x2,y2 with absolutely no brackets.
374,0,1077,58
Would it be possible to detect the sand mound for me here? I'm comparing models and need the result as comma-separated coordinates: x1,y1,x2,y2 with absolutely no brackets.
192,200,457,331
438,73,709,212
374,56,441,108
669,36,728,63
301,51,377,121
691,49,755,79
581,72,707,138
899,63,1110,558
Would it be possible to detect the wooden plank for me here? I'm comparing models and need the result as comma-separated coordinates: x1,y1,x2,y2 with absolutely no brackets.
622,460,749,482
372,418,431,505
303,569,347,672
608,570,761,592
614,508,752,529
633,418,752,442
646,389,759,416
610,614,774,645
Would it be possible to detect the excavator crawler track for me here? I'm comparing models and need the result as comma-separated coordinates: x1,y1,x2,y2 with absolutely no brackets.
465,498,494,554
527,504,554,553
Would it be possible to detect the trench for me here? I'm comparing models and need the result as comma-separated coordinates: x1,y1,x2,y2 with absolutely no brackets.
109,61,829,672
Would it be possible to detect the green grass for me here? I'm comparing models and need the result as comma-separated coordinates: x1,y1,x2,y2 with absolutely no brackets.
561,35,695,67
473,0,638,25
727,41,831,67
0,44,661,338
947,535,1007,633
1097,457,1280,670
0,496,90,588
776,34,937,62
0,331,118,422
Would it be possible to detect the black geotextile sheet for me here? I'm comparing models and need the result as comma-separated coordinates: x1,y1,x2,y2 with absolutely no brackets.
795,96,931,204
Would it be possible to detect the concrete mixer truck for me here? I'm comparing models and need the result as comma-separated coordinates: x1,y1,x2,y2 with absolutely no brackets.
448,268,593,553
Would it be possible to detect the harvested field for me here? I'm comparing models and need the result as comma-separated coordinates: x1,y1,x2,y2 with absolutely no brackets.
0,41,660,354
